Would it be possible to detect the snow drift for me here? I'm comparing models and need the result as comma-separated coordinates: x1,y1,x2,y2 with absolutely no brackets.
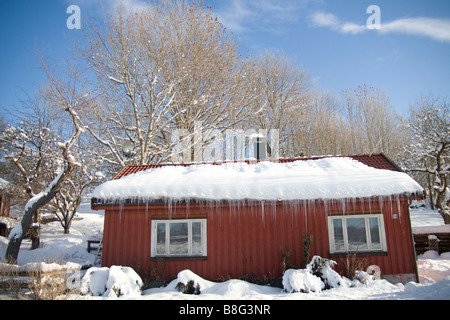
92,157,423,202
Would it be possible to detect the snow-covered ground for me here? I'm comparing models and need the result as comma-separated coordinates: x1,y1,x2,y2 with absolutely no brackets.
1,201,449,300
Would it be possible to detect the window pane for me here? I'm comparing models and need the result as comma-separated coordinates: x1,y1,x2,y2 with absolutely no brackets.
369,217,382,250
346,218,368,251
192,222,202,255
156,223,166,255
170,223,189,255
333,219,345,251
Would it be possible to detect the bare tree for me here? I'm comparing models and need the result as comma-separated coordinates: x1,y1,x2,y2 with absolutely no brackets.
4,107,84,263
283,85,407,160
291,90,350,156
342,85,405,160
0,93,65,248
49,165,103,234
79,0,255,168
3,60,88,263
245,50,311,157
0,114,6,132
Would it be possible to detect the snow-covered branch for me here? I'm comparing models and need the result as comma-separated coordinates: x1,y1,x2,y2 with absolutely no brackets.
403,96,449,224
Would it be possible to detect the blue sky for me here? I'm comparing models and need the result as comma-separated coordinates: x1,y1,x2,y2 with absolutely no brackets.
1,0,449,122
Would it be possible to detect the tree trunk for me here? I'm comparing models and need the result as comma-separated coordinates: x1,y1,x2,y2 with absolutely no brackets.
444,214,450,225
30,226,40,250
30,209,40,250
427,173,435,210
63,218,72,234
436,192,450,225
5,167,74,263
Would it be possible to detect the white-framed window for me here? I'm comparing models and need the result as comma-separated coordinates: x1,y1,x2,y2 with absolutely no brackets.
151,219,207,257
328,213,387,254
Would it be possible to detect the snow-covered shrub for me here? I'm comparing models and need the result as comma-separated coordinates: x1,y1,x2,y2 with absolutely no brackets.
176,280,201,295
282,269,324,293
175,269,211,295
80,267,110,296
81,266,143,298
420,250,440,259
354,270,375,287
105,266,143,298
306,256,344,289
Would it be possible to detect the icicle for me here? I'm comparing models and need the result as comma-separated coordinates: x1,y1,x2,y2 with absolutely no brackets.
378,195,384,214
388,195,394,219
341,198,346,215
167,198,173,219
185,198,190,219
271,201,277,222
396,195,402,224
261,200,265,227
118,198,124,224
351,197,357,213
361,197,367,214
303,200,308,234
290,201,295,230
308,199,316,217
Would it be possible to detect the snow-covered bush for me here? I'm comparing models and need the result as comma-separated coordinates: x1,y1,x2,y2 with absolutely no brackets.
176,280,201,295
420,250,440,259
282,269,324,293
81,266,143,298
80,267,110,296
354,270,375,287
283,256,351,293
306,256,345,289
105,266,143,298
175,269,211,295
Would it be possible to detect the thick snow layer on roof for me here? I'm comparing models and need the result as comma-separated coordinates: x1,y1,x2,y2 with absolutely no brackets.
92,157,423,202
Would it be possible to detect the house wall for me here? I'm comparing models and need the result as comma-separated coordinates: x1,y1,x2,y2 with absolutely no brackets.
96,196,417,283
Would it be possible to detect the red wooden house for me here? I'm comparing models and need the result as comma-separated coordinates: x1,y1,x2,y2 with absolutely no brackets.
91,154,423,284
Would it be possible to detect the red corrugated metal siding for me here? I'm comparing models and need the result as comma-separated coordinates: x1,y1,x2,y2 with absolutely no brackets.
100,197,417,282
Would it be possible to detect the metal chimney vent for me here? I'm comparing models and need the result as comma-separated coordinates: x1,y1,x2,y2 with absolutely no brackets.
250,134,267,160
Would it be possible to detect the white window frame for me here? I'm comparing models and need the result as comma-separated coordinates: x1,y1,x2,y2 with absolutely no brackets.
328,213,387,254
151,219,207,257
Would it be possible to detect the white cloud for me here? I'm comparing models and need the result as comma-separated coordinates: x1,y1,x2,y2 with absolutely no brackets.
309,11,340,29
214,0,255,33
380,17,450,43
341,22,366,35
308,11,450,43
65,0,149,17
213,0,312,34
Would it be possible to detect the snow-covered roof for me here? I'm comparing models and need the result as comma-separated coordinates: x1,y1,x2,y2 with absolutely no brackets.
92,157,423,203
